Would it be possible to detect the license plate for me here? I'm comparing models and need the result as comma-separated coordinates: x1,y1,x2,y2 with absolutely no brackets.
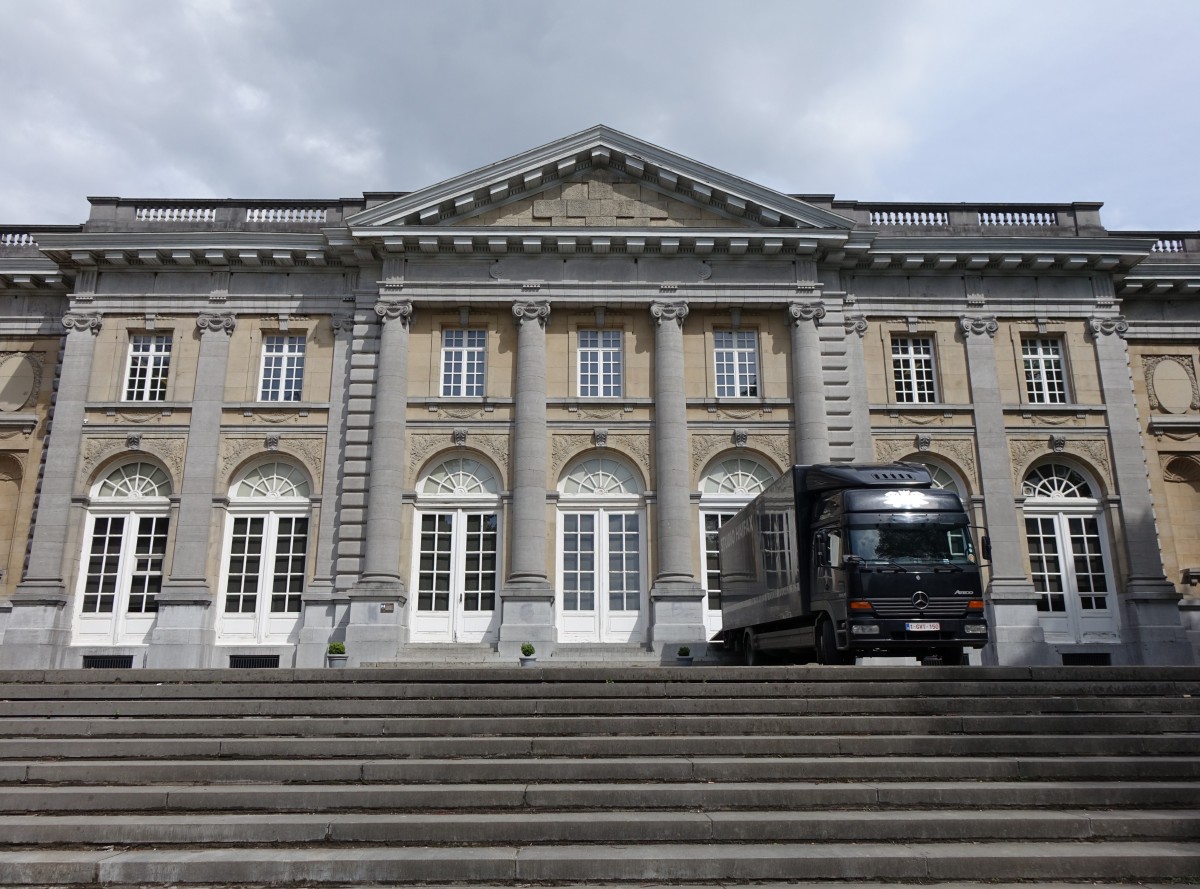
905,622,940,632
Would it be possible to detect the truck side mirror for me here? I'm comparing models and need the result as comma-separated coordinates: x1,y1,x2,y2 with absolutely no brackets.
982,535,992,562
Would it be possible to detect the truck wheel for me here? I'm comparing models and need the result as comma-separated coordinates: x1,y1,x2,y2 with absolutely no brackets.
742,630,760,666
816,619,853,666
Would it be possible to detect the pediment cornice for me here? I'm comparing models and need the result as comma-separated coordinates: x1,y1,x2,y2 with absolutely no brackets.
347,125,857,231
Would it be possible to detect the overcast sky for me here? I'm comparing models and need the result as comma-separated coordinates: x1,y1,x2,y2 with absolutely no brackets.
1,0,1197,232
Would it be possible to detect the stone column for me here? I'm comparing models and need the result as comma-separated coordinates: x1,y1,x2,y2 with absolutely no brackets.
146,312,235,668
789,300,830,464
1089,314,1193,664
0,311,102,668
344,299,412,665
960,314,1054,665
498,300,555,656
648,301,706,656
296,313,355,668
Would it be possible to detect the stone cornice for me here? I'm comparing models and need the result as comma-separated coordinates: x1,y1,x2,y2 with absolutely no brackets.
34,231,331,268
860,235,1156,273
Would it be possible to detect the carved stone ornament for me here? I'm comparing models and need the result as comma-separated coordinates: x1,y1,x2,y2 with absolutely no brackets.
650,300,688,327
844,314,868,337
594,429,608,448
512,300,551,327
1144,355,1200,411
1009,437,1111,489
265,433,281,451
789,301,826,326
874,438,911,465
62,311,102,333
0,351,45,411
959,315,998,338
1050,434,1067,453
126,433,141,452
452,427,468,448
551,434,595,477
330,314,355,334
733,428,748,449
1162,454,1200,484
196,312,236,334
1088,316,1129,339
917,434,931,452
375,300,413,326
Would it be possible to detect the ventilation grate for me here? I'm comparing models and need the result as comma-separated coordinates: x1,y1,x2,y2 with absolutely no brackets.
229,655,280,669
1061,652,1111,666
82,655,134,669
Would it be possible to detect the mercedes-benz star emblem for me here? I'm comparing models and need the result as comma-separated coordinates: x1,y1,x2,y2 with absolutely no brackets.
911,591,929,610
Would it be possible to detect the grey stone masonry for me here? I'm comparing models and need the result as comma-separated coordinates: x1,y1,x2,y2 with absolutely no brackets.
498,300,555,657
960,314,1054,666
0,311,101,667
146,312,235,668
1089,313,1194,664
788,300,830,464
648,300,706,655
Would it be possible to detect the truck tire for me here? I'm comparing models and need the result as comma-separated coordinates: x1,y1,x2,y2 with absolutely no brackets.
816,618,853,666
742,630,760,666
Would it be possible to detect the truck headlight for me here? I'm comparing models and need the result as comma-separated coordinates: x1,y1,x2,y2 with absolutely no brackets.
965,624,988,634
850,624,881,635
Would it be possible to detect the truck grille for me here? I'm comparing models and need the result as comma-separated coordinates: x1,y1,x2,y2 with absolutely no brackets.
870,600,968,618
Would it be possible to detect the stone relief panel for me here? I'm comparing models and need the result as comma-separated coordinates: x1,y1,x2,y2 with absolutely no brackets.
1010,437,1113,491
551,434,594,479
79,436,186,491
873,436,979,490
407,432,509,489
1144,355,1200,414
1162,454,1200,483
691,432,789,480
0,352,45,412
552,432,650,483
219,435,325,491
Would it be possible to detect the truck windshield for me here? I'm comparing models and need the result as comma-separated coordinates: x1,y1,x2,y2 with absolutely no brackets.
848,522,975,564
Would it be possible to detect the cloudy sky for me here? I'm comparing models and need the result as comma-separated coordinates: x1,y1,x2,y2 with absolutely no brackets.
1,0,1196,231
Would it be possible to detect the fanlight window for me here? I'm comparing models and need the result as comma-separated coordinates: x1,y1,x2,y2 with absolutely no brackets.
421,458,499,496
1023,464,1094,499
561,457,642,496
701,458,774,495
234,462,311,500
97,463,171,499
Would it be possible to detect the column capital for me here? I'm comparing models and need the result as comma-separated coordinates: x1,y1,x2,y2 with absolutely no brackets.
844,314,868,337
789,300,826,326
513,299,551,327
959,314,998,338
196,312,236,335
650,300,688,327
330,313,356,334
375,299,413,326
61,311,102,333
1088,315,1129,339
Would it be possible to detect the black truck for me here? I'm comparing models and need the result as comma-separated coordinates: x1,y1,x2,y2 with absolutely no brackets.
718,463,989,664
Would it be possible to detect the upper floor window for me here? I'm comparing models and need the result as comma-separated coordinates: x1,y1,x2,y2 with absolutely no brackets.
578,329,623,397
123,334,172,402
891,336,937,403
1022,337,1068,404
441,329,486,397
260,334,306,402
714,330,759,398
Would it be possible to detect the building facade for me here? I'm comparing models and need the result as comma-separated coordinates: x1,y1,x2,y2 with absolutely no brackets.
0,126,1195,668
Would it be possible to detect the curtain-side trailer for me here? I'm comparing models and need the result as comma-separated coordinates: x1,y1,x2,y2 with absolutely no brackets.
718,463,989,665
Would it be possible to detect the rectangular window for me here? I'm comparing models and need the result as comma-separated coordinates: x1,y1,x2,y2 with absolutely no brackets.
703,512,736,611
260,335,306,402
126,516,167,614
714,330,759,397
578,329,623,397
441,329,487,397
1022,338,1068,404
123,335,172,402
269,516,308,614
891,336,937,403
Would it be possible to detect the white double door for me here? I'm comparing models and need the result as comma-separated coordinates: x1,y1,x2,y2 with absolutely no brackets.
558,509,646,643
1025,509,1120,644
411,510,500,643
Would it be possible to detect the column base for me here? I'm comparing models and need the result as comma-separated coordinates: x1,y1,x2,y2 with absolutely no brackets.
296,581,338,669
1179,598,1200,666
497,579,555,658
0,581,70,668
649,579,708,658
981,579,1057,666
344,578,407,666
145,581,215,668
1123,579,1195,666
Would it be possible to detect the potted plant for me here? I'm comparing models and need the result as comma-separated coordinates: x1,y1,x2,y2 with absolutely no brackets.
519,642,537,667
676,645,693,666
326,641,348,668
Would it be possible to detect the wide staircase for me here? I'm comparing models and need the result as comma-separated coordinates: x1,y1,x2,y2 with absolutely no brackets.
0,664,1197,886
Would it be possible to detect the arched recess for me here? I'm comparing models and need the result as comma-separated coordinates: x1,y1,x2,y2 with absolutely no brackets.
73,460,172,646
217,459,313,645
556,453,648,644
697,453,779,638
1162,456,1200,583
0,454,22,594
410,453,503,644
1019,460,1120,645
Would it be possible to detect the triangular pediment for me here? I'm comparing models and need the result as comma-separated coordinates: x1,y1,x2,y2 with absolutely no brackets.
348,125,855,231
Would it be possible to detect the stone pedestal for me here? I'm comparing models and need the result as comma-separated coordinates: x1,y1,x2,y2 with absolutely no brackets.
143,588,214,669
1123,582,1196,665
0,583,70,668
344,585,407,666
649,581,707,658
295,582,338,668
497,582,556,658
982,581,1057,666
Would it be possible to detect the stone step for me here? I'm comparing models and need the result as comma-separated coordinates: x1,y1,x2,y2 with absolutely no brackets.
1,840,1198,885
2,781,1197,814
5,756,1200,786
1,809,1197,846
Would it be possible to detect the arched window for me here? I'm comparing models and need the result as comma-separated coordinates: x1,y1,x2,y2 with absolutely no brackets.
74,461,172,646
698,456,777,636
218,460,311,644
411,456,502,644
1021,461,1118,644
558,455,647,644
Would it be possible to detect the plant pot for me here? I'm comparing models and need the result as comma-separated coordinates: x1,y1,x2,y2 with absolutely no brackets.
326,654,348,668
518,656,537,667
676,656,694,666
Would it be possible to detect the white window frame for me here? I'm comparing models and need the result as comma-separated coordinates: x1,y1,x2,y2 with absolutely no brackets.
123,333,173,402
578,329,623,398
259,334,307,402
714,330,759,398
1022,337,1069,405
441,329,487,397
891,335,937,403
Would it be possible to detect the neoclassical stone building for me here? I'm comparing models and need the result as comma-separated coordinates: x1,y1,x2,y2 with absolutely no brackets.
0,126,1195,667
